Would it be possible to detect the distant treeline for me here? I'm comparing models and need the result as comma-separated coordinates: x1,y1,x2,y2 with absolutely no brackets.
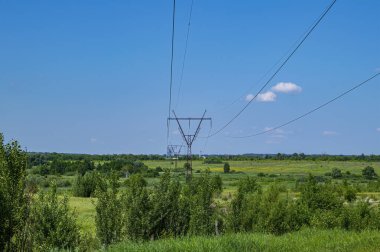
28,152,380,166
27,152,166,166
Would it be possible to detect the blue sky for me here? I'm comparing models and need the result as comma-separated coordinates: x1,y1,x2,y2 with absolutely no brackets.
1,0,379,155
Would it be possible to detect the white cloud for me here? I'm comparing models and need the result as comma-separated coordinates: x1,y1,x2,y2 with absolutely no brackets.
322,130,338,136
272,82,302,93
90,137,97,143
256,91,277,102
376,128,380,132
245,94,255,101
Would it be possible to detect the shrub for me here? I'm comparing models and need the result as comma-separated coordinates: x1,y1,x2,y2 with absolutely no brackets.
223,162,230,173
122,174,151,241
362,166,377,180
331,168,342,179
0,134,28,251
300,175,342,212
95,173,123,246
73,171,99,197
31,184,80,250
187,172,222,236
155,166,163,172
149,172,183,239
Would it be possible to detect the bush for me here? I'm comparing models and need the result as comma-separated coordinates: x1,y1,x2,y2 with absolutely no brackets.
223,162,230,173
0,134,28,251
122,174,151,241
362,166,377,180
95,173,123,246
300,175,342,212
31,184,80,250
155,166,163,172
331,168,342,179
73,171,100,197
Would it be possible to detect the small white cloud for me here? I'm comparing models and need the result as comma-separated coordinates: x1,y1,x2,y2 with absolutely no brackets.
322,130,338,136
246,91,277,102
245,94,255,102
272,82,302,93
376,128,380,132
90,137,97,143
256,91,277,102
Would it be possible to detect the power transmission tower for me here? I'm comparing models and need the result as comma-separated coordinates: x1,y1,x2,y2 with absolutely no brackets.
167,144,183,169
168,110,211,181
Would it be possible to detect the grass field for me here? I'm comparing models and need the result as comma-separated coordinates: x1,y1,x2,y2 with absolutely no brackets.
61,160,380,236
107,228,380,252
144,160,380,175
68,197,97,236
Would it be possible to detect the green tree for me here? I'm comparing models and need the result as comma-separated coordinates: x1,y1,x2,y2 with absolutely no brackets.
0,133,28,251
95,173,123,246
300,175,342,212
122,174,151,241
187,172,220,236
362,166,377,180
73,171,100,197
229,176,261,232
223,162,230,173
31,184,80,250
149,172,182,239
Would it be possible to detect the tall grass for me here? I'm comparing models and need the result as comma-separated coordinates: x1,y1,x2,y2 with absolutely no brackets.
107,228,380,252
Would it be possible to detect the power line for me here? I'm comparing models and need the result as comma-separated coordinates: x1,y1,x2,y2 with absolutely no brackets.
167,0,176,143
228,72,380,138
207,0,337,138
211,0,335,115
175,0,195,110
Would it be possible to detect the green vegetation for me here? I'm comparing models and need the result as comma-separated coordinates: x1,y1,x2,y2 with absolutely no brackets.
3,133,380,251
108,229,380,252
31,184,80,250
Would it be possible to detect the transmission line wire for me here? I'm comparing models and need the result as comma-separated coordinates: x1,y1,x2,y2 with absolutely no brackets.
211,1,334,115
228,72,380,138
175,0,195,110
207,0,337,138
167,0,176,145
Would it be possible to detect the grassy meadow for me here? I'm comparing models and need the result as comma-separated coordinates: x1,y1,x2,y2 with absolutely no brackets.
61,159,380,237
108,228,380,252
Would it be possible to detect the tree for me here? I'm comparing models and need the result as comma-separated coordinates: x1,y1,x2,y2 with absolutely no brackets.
95,173,123,246
223,162,230,173
122,174,151,241
73,171,100,197
0,133,28,251
362,166,377,180
149,172,182,239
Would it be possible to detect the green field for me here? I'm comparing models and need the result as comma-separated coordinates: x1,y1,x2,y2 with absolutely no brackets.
63,160,380,236
107,228,380,252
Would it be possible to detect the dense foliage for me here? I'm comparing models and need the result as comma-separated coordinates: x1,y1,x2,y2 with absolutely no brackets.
30,185,80,250
0,134,81,251
95,171,222,246
0,133,28,251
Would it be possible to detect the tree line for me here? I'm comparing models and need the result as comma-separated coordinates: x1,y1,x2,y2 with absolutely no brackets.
28,152,380,167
